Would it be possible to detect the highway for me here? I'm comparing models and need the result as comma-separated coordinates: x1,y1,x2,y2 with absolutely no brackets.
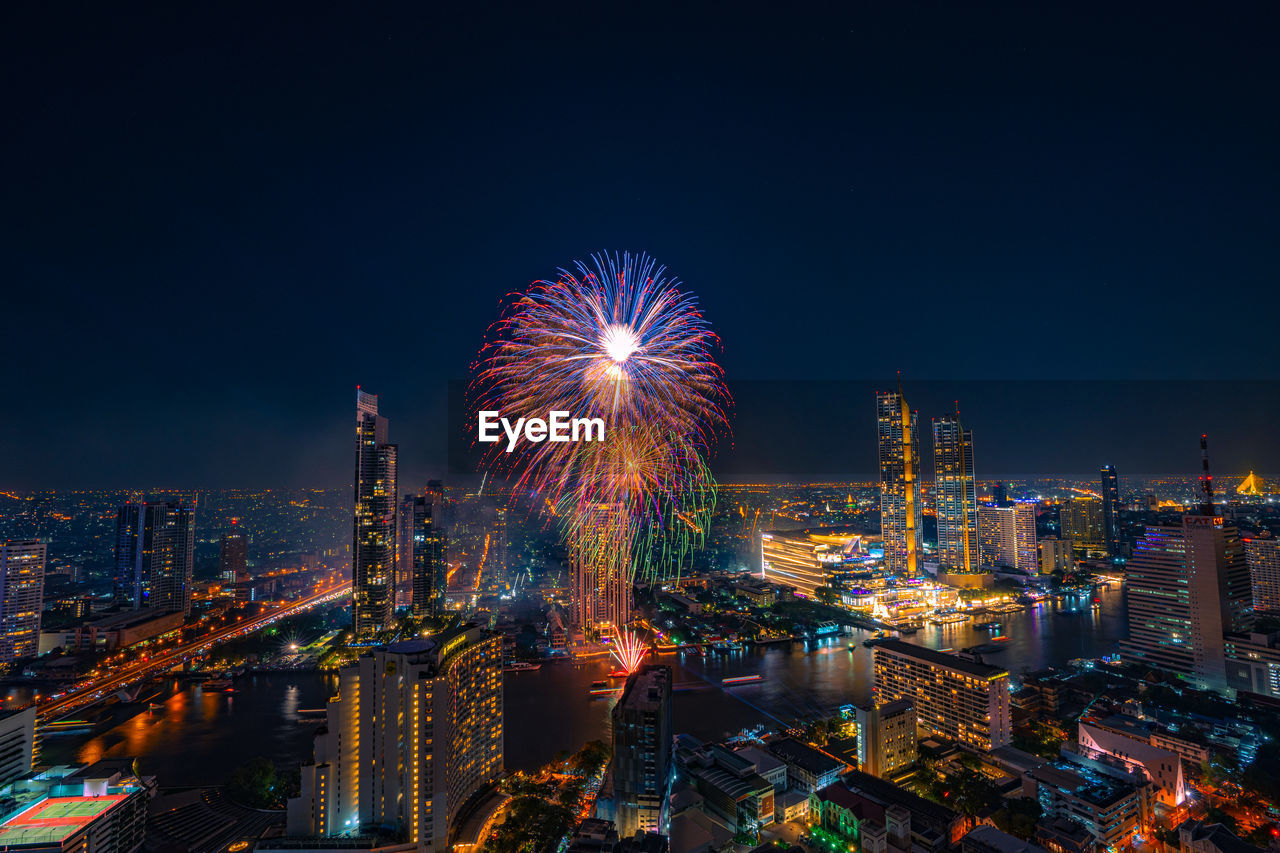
37,582,352,723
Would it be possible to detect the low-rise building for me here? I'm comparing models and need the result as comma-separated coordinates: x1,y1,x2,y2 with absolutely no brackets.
1076,719,1186,807
765,738,844,793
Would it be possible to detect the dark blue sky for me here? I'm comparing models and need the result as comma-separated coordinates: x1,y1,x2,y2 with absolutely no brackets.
3,3,1277,488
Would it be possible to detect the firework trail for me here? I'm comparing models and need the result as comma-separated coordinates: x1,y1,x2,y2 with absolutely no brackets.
472,251,729,609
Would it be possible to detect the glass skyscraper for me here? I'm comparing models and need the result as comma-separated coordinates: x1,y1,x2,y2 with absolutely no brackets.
353,389,398,638
114,500,195,616
932,413,977,572
1100,465,1121,557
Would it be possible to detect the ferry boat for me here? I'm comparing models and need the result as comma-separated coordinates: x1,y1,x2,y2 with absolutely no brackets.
973,620,1001,630
721,674,764,686
503,661,542,672
589,680,621,697
929,613,969,626
203,678,234,691
607,670,630,679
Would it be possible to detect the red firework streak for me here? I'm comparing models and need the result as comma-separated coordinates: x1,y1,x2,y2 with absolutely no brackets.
610,627,647,674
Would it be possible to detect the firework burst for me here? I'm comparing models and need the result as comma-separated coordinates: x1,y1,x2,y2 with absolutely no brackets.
472,251,729,602
610,627,647,674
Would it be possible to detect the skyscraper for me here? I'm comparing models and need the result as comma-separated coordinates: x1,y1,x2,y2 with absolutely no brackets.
1120,515,1253,694
612,665,673,838
876,386,921,577
978,502,1036,572
218,519,247,584
402,483,448,619
0,541,46,663
1243,537,1280,615
572,502,632,631
1100,465,1121,557
1060,496,1104,557
287,625,503,851
353,389,398,638
114,500,196,616
932,412,977,572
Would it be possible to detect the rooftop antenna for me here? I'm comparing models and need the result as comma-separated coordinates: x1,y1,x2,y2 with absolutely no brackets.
1199,434,1215,516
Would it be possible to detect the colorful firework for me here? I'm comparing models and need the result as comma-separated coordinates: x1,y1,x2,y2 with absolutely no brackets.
472,251,729,610
610,627,647,674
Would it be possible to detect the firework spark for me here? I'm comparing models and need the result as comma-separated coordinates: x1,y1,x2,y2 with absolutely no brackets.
610,627,647,674
472,251,729,596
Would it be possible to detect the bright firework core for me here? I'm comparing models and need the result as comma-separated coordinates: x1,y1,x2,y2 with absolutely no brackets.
601,323,639,364
611,627,647,674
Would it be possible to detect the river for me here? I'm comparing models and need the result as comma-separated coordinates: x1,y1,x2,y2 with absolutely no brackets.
37,585,1127,785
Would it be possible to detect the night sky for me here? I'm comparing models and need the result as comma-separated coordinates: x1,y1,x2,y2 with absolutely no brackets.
4,3,1278,489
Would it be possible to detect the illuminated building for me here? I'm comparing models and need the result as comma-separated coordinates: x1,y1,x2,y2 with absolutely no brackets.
572,502,631,631
0,541,45,662
218,520,247,585
1025,758,1153,851
113,500,196,616
1224,630,1280,701
760,527,866,598
1038,537,1073,576
353,389,398,638
287,625,503,851
1243,537,1280,614
0,759,149,852
1100,466,1121,557
854,699,916,779
933,413,977,573
978,502,1036,572
872,640,1011,750
1076,719,1185,807
401,483,447,618
1060,497,1104,557
613,665,673,838
1119,514,1253,694
877,387,921,577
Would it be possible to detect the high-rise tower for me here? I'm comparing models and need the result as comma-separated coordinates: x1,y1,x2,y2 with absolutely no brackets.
932,411,977,572
877,385,921,577
1120,438,1254,694
402,482,448,619
1100,465,1121,557
353,389,398,638
0,541,46,662
114,500,195,616
571,502,632,631
612,665,673,838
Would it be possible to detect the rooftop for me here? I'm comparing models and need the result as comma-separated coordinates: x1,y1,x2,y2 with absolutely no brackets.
0,795,127,845
874,639,1009,679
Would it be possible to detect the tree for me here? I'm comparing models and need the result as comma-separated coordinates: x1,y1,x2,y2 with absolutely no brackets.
226,757,282,809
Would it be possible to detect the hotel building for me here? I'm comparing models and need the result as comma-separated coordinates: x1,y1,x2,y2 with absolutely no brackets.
113,501,195,616
1060,497,1104,557
287,626,503,851
872,640,1011,750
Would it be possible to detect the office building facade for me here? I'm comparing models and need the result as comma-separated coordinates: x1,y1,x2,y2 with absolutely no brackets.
353,389,398,638
0,541,46,662
1119,514,1253,694
287,626,503,851
572,502,632,631
877,388,922,577
114,501,196,616
218,521,247,585
933,414,977,573
1039,537,1074,575
613,665,673,838
873,640,1011,750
